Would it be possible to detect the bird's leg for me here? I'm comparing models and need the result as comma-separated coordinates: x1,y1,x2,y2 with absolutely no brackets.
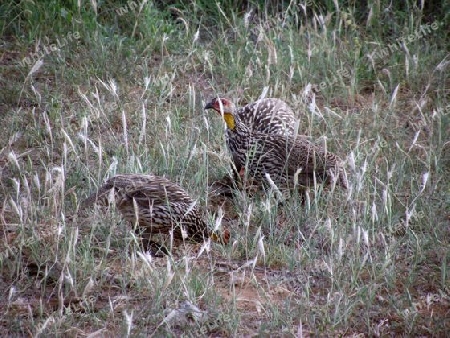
238,167,246,179
231,163,242,184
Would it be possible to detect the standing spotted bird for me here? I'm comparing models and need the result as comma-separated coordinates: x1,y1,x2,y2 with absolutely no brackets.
205,99,348,193
81,174,227,255
205,97,298,177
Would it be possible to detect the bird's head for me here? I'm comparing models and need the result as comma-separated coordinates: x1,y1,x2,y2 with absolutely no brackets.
204,97,236,130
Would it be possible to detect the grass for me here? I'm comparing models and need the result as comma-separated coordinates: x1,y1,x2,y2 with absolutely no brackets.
1,0,449,336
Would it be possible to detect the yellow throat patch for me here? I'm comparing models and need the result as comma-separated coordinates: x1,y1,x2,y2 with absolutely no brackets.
223,112,235,130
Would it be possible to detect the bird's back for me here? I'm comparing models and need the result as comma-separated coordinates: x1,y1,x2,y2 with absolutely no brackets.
81,174,207,239
237,98,297,135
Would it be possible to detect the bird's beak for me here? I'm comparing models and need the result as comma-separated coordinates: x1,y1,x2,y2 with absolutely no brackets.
204,102,214,110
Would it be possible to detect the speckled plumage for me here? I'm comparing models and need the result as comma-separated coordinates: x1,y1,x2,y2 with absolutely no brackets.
205,97,298,174
206,100,348,191
82,174,208,249
232,98,297,135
